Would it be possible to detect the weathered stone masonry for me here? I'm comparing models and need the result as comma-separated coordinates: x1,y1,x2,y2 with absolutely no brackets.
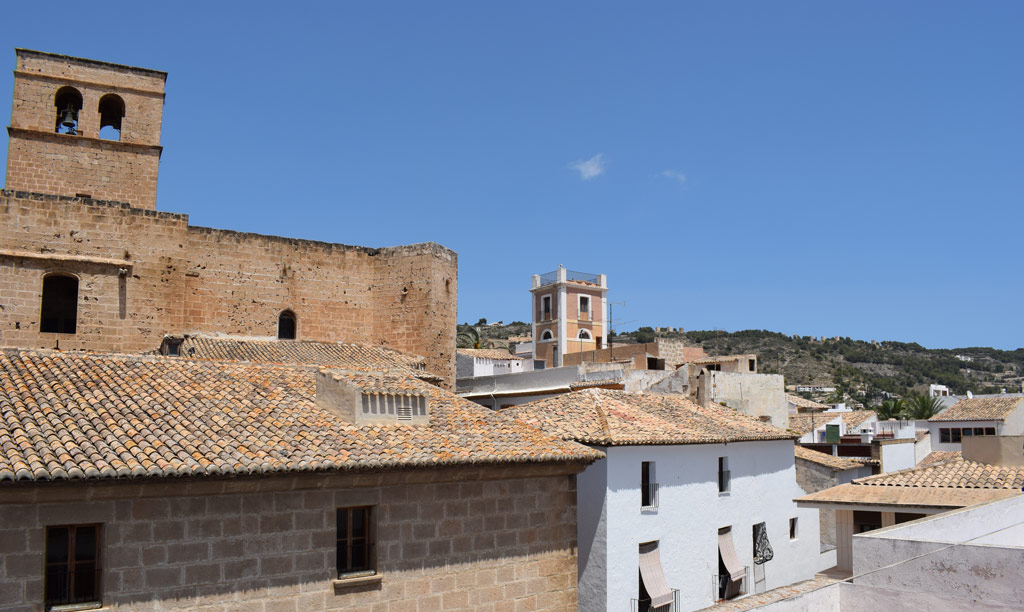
0,464,581,612
1,49,458,385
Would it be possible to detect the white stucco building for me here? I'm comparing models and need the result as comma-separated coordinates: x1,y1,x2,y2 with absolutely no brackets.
505,389,821,612
927,395,1024,451
455,348,527,378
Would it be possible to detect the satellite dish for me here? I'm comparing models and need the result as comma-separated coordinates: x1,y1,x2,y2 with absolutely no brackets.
967,391,974,399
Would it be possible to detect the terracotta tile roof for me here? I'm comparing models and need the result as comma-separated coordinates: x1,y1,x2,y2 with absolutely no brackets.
0,349,601,482
794,446,867,471
796,483,1019,509
915,429,929,442
918,450,961,467
786,394,828,411
503,389,796,446
853,457,1024,489
457,349,524,361
787,411,876,435
170,335,442,383
929,396,1024,422
568,380,624,390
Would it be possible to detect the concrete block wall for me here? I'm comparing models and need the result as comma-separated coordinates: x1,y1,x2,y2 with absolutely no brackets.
0,465,581,612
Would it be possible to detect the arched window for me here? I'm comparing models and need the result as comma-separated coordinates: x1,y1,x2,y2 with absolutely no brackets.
98,94,125,141
278,310,296,340
541,330,553,340
54,87,83,135
578,329,592,340
40,274,78,334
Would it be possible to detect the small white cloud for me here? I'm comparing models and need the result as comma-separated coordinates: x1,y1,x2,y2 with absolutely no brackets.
570,154,606,180
661,169,687,185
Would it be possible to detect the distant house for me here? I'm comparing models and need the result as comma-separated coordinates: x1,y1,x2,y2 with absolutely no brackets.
927,396,1024,451
505,390,821,612
787,394,829,413
796,435,1024,576
456,348,527,378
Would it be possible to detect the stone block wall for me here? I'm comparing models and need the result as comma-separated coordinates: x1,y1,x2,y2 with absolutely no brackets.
0,464,581,612
0,191,189,353
7,49,166,209
0,191,457,385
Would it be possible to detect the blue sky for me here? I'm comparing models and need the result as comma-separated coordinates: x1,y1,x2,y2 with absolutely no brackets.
2,2,1022,349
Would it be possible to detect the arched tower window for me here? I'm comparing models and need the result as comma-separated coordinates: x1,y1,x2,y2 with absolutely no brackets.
541,330,553,340
40,274,79,334
54,87,83,135
278,310,296,340
98,94,125,141
578,329,592,340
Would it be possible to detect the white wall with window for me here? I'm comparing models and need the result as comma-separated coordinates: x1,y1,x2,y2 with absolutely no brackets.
927,419,1006,451
577,441,821,612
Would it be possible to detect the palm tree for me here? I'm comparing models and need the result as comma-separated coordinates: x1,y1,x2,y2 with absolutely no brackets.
906,394,943,420
456,325,493,349
876,398,907,421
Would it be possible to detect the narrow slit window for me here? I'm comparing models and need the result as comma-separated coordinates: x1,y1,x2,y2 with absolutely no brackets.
41,275,78,334
278,310,296,339
718,456,730,494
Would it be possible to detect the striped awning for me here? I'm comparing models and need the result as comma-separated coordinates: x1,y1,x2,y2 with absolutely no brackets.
639,542,674,608
718,529,746,582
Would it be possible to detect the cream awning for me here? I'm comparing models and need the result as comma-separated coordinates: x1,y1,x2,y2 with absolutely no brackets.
718,529,746,582
638,542,674,608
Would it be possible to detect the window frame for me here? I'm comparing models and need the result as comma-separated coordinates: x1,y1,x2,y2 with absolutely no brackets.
277,310,297,340
578,329,592,340
718,456,730,495
939,428,951,443
789,518,798,540
641,461,657,510
44,523,102,610
337,506,374,578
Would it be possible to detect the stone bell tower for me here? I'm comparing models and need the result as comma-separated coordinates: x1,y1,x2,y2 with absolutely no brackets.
5,48,166,209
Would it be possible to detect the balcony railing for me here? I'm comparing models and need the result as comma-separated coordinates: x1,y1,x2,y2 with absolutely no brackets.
641,482,659,510
713,567,749,602
631,589,680,612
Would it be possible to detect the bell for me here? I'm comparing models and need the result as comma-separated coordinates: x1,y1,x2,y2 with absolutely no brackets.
60,106,77,128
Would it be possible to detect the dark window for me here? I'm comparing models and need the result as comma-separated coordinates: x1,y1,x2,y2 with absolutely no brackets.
542,296,551,318
337,507,373,576
641,461,656,508
940,428,950,443
54,87,83,135
579,296,589,313
985,427,996,436
973,428,985,436
98,94,125,141
951,429,962,443
718,457,730,493
41,275,78,334
278,310,296,339
748,359,756,372
789,518,798,540
595,336,602,346
534,360,546,370
45,524,101,609
962,428,973,437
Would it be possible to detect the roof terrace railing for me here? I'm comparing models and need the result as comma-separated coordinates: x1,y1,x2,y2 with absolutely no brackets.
537,269,601,287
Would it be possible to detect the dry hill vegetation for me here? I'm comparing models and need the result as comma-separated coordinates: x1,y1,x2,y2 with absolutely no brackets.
468,321,1024,404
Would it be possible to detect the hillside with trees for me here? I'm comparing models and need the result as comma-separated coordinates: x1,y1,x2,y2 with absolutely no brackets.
465,321,1024,405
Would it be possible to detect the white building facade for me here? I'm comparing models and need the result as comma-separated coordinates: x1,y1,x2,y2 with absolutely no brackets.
579,442,821,612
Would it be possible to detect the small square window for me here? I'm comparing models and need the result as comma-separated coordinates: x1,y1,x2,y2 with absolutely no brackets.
939,428,950,443
337,507,374,577
789,518,798,540
951,429,962,443
985,427,996,436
